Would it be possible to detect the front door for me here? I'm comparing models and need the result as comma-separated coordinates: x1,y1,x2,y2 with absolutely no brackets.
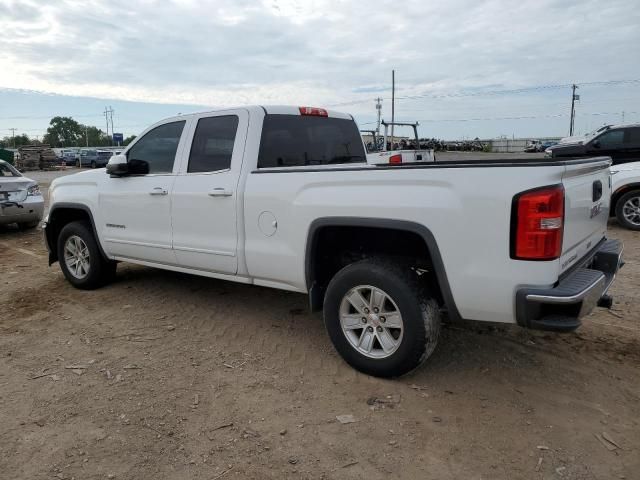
588,129,625,164
100,120,187,265
171,110,248,274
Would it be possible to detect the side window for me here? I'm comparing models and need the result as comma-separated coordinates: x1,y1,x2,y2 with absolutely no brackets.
128,121,185,174
188,115,239,173
596,130,624,148
625,127,640,147
258,115,366,168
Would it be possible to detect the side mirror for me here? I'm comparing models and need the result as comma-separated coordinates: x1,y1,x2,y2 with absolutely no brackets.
106,154,128,176
592,140,601,149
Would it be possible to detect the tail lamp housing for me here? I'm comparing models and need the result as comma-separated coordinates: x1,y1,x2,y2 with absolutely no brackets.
389,154,402,164
511,185,565,260
299,106,328,117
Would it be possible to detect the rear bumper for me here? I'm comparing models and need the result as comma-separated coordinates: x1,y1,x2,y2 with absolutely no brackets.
0,197,44,225
516,239,623,331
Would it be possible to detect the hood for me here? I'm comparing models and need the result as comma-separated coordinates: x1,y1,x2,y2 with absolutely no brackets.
611,161,640,172
559,135,586,144
0,176,36,191
51,168,105,189
548,142,587,156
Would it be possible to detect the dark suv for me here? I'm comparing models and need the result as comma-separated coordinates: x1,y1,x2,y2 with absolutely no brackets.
546,124,640,166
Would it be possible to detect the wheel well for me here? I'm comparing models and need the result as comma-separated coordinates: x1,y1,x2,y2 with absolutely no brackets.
611,183,640,215
45,207,93,264
307,224,445,311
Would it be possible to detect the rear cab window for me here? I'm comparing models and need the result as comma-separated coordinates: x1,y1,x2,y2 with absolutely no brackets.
258,115,366,168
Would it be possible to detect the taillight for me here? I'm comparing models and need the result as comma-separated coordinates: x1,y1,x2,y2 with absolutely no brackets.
389,154,402,164
299,106,328,117
511,185,564,260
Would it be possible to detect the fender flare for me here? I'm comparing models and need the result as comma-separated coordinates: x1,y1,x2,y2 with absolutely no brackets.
304,217,462,321
45,202,108,265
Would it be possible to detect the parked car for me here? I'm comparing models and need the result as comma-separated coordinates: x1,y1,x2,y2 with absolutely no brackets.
546,123,640,166
43,105,622,378
524,140,542,152
559,125,612,145
611,161,640,230
78,149,113,168
0,159,44,228
61,149,79,166
540,141,558,151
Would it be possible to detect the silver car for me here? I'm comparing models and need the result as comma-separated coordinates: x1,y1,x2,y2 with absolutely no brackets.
0,160,44,229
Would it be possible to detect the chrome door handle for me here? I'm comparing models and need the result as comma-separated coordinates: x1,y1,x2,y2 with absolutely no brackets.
208,188,233,197
149,187,168,196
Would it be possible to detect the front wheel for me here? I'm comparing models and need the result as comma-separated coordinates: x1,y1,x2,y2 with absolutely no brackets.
90,160,96,169
615,190,640,230
57,221,116,289
323,258,440,378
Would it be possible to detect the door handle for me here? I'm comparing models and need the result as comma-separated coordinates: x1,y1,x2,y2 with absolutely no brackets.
149,187,168,196
208,188,233,197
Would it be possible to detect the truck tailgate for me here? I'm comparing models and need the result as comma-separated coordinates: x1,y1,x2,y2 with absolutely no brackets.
559,158,611,273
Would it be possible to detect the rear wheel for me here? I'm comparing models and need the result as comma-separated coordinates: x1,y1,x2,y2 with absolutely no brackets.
323,258,440,378
90,160,96,169
57,221,116,289
615,190,640,230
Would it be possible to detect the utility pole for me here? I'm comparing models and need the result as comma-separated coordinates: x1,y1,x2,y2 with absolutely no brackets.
622,111,625,123
109,106,115,142
569,84,579,136
85,126,89,147
10,128,16,148
375,97,383,136
104,107,110,143
391,70,395,149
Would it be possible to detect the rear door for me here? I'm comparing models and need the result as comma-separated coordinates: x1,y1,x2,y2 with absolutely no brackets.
622,127,640,164
559,158,611,273
171,109,248,274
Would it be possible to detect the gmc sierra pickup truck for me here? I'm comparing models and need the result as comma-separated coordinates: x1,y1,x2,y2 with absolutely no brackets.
44,105,623,377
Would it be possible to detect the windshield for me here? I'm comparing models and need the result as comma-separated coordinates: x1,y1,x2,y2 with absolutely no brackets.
0,161,22,177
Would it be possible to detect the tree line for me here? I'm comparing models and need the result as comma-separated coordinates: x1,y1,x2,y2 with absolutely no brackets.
1,116,136,149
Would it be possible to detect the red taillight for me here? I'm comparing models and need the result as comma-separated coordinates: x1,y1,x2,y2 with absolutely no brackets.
389,154,402,164
512,185,564,260
299,106,328,117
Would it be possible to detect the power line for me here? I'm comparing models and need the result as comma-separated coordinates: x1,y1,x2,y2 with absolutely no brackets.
328,79,640,107
413,111,638,123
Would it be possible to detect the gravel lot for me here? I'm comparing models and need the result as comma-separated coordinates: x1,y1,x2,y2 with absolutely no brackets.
0,167,638,479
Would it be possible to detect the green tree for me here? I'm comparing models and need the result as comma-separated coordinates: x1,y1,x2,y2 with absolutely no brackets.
44,116,83,147
0,133,33,148
123,135,137,146
82,125,111,147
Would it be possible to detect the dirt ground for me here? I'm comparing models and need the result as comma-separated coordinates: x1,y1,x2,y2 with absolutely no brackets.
0,171,638,479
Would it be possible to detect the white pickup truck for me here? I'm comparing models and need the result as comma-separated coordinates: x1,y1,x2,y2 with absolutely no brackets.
44,105,623,377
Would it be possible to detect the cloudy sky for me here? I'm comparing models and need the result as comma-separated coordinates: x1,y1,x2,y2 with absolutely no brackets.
1,0,639,140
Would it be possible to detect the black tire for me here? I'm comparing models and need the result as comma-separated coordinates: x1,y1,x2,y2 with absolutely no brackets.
91,160,96,169
57,221,116,289
323,258,440,378
18,220,40,230
615,190,640,231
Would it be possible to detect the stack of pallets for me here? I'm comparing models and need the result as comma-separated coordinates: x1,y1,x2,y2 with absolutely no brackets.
16,145,58,171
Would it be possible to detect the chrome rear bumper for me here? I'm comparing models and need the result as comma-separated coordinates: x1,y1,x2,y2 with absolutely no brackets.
516,239,623,331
